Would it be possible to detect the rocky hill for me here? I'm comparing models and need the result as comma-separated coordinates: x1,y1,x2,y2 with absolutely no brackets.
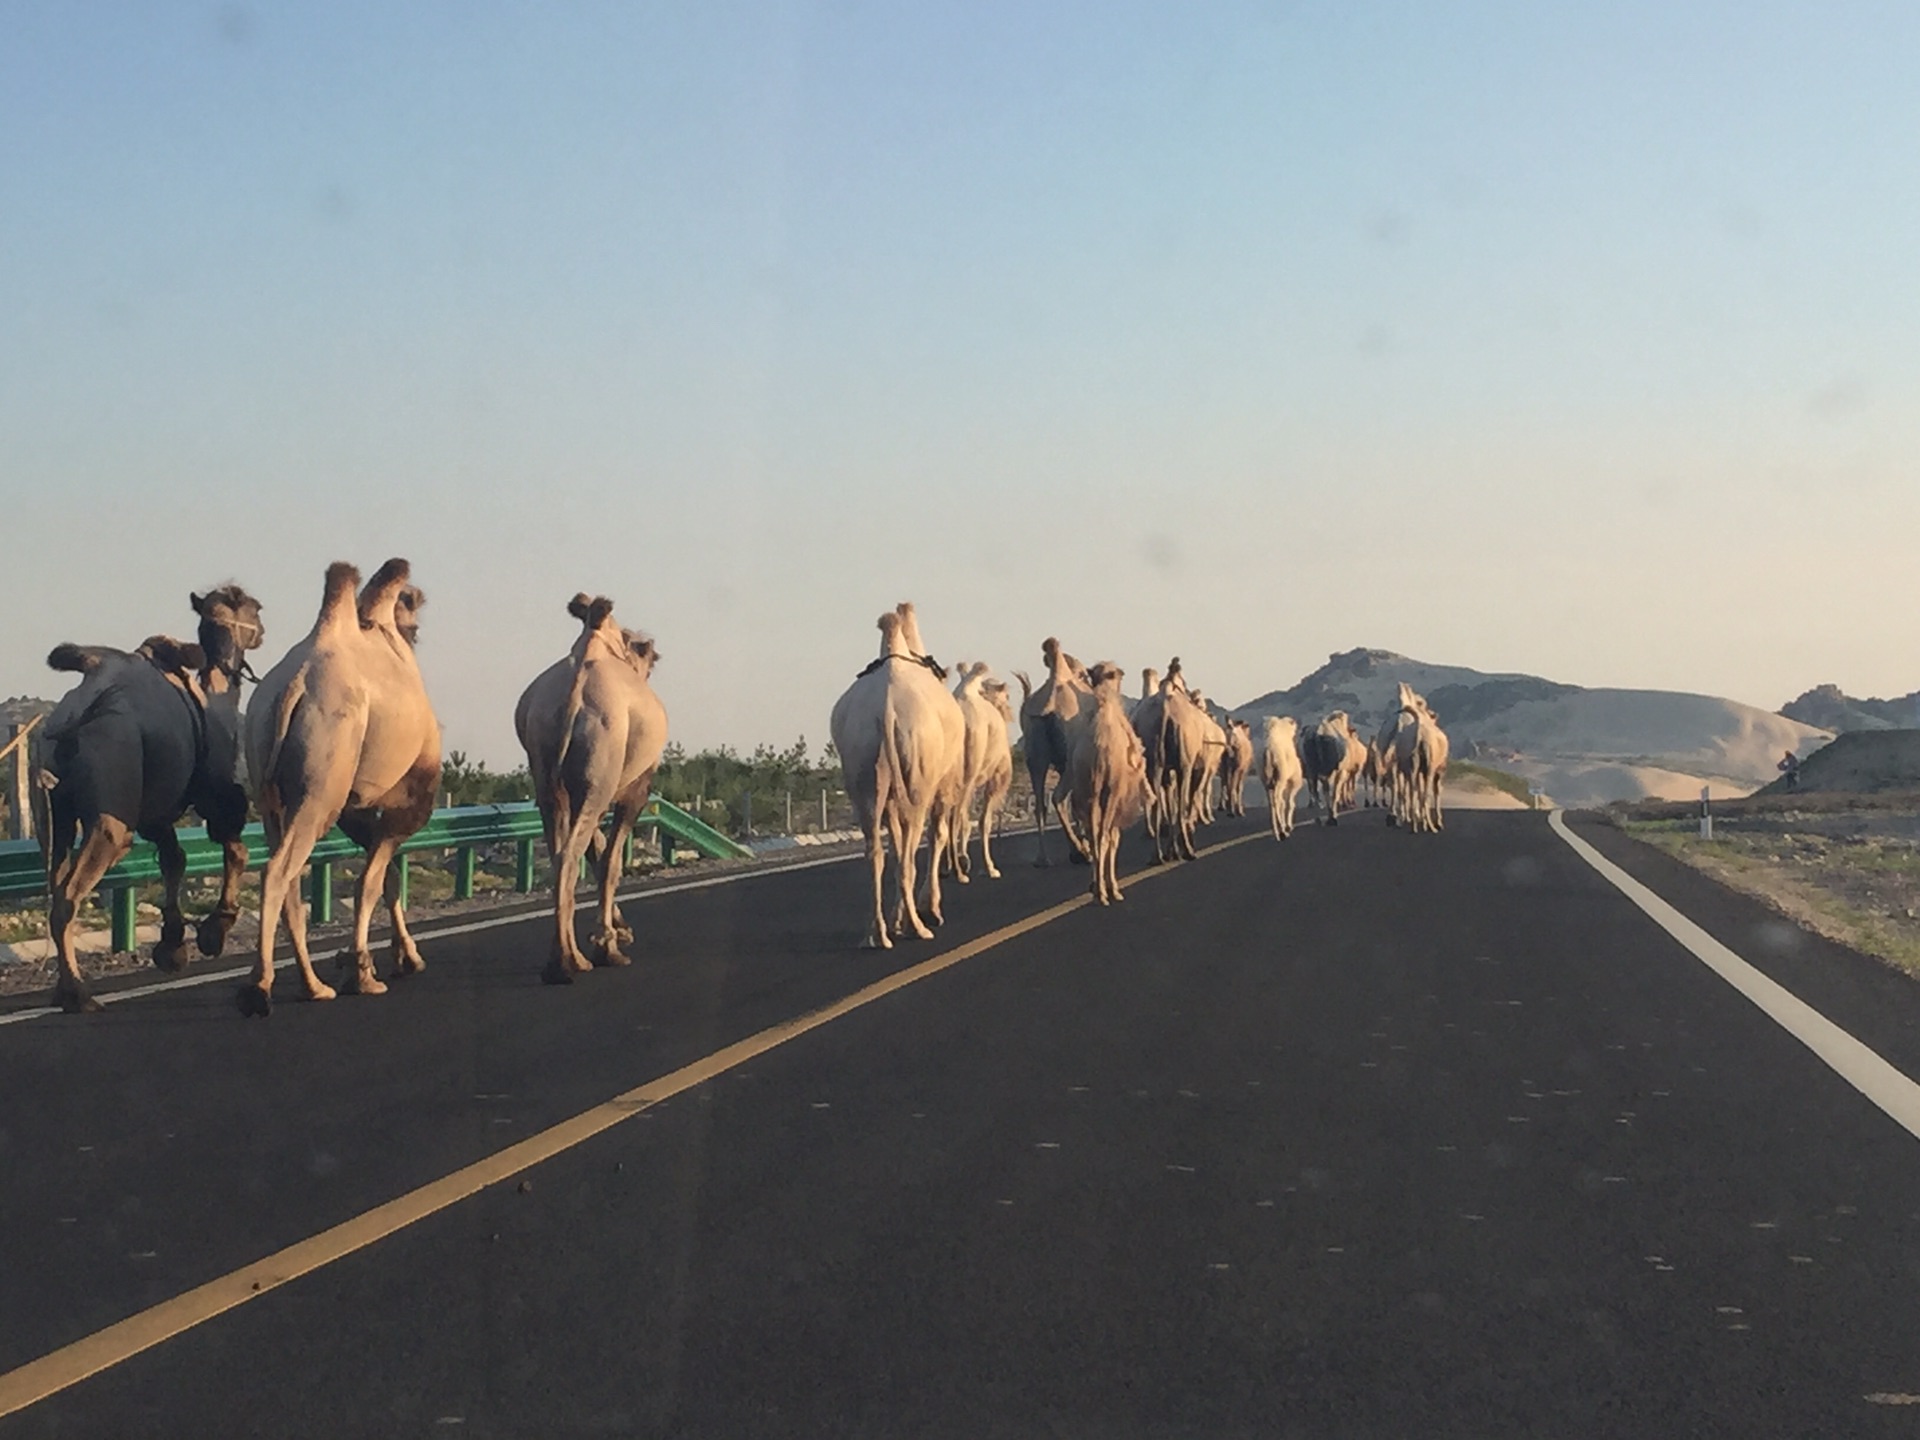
1779,683,1920,734
1229,649,1831,808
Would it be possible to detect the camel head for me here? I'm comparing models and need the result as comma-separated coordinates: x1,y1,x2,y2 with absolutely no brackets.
984,679,1013,722
1086,661,1126,696
354,558,416,638
565,593,647,670
1263,715,1298,745
1141,667,1159,699
190,584,264,688
1397,681,1432,718
622,630,659,678
394,585,426,648
1164,658,1186,694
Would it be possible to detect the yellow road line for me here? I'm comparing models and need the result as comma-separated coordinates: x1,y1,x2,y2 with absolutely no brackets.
0,830,1263,1419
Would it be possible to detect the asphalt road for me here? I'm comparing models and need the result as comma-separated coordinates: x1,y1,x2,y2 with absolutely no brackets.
5,809,1920,1437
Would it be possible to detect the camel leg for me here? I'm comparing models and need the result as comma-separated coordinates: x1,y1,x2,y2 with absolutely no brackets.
244,808,339,1016
864,820,891,950
47,818,135,1014
1052,778,1090,864
197,834,246,959
1086,797,1108,904
897,809,935,941
544,805,595,984
980,784,1005,880
385,859,426,977
922,802,949,927
339,839,395,996
196,783,248,958
591,797,647,966
148,826,192,973
1029,757,1054,867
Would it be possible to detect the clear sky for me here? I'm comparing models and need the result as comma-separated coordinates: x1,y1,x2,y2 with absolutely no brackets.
4,2,1916,765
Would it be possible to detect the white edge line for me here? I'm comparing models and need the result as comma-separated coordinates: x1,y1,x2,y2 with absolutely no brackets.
1549,808,1920,1143
0,849,864,1028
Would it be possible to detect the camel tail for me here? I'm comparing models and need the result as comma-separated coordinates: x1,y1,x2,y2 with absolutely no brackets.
1013,671,1033,705
551,646,596,781
259,667,309,803
46,644,100,674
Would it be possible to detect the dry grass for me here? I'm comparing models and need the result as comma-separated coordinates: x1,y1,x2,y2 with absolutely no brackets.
1624,816,1920,976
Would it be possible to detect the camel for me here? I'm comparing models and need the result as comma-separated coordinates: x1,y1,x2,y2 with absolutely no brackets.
1259,716,1305,839
1336,716,1368,814
239,560,442,1016
830,603,966,948
1013,638,1094,866
1188,691,1229,824
947,662,1014,881
1218,718,1254,818
1069,663,1149,904
35,587,264,1013
1392,683,1450,834
1141,660,1213,863
516,594,669,984
1301,711,1360,825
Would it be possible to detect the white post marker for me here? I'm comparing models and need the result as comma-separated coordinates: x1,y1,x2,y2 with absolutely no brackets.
1699,784,1713,840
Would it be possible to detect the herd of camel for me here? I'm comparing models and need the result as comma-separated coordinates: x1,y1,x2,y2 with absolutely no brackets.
25,562,1447,1015
830,602,1451,948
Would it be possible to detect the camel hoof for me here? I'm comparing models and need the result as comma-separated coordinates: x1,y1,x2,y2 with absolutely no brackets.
542,959,577,986
985,866,1001,880
196,916,234,958
236,985,272,1018
151,939,192,974
57,988,103,1015
591,945,632,969
391,951,426,978
341,969,387,997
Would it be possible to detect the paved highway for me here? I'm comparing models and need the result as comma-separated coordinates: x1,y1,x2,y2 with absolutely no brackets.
4,810,1920,1436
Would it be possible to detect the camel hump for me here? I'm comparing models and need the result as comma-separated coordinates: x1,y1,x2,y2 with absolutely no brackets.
137,635,207,674
317,562,362,628
356,558,414,627
567,593,615,629
47,643,104,674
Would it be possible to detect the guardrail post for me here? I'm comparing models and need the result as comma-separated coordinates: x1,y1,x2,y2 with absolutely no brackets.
309,860,334,924
662,832,677,866
455,845,476,900
515,838,536,893
397,855,410,909
110,884,137,954
7,722,32,840
820,789,828,831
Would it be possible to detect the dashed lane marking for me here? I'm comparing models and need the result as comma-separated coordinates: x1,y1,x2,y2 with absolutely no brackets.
0,832,1262,1419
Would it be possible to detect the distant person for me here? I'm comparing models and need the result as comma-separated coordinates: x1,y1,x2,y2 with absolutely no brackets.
1778,749,1800,788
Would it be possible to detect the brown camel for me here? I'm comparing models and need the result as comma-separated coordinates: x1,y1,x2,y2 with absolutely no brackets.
1069,663,1149,904
516,594,668,984
239,560,442,1016
36,587,264,1012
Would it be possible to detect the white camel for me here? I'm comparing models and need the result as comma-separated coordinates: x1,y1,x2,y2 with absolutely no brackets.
830,603,966,948
241,560,442,1016
948,661,1014,881
516,594,669,984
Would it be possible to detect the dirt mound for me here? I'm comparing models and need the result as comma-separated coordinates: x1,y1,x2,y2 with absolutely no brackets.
1760,729,1920,796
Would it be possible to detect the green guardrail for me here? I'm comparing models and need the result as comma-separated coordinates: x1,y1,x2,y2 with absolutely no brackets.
0,797,752,953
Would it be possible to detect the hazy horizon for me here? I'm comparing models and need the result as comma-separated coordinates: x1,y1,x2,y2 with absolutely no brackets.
5,3,1916,766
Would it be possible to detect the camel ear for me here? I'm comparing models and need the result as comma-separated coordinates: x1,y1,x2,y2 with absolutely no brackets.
588,597,615,628
567,593,594,621
190,591,206,616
